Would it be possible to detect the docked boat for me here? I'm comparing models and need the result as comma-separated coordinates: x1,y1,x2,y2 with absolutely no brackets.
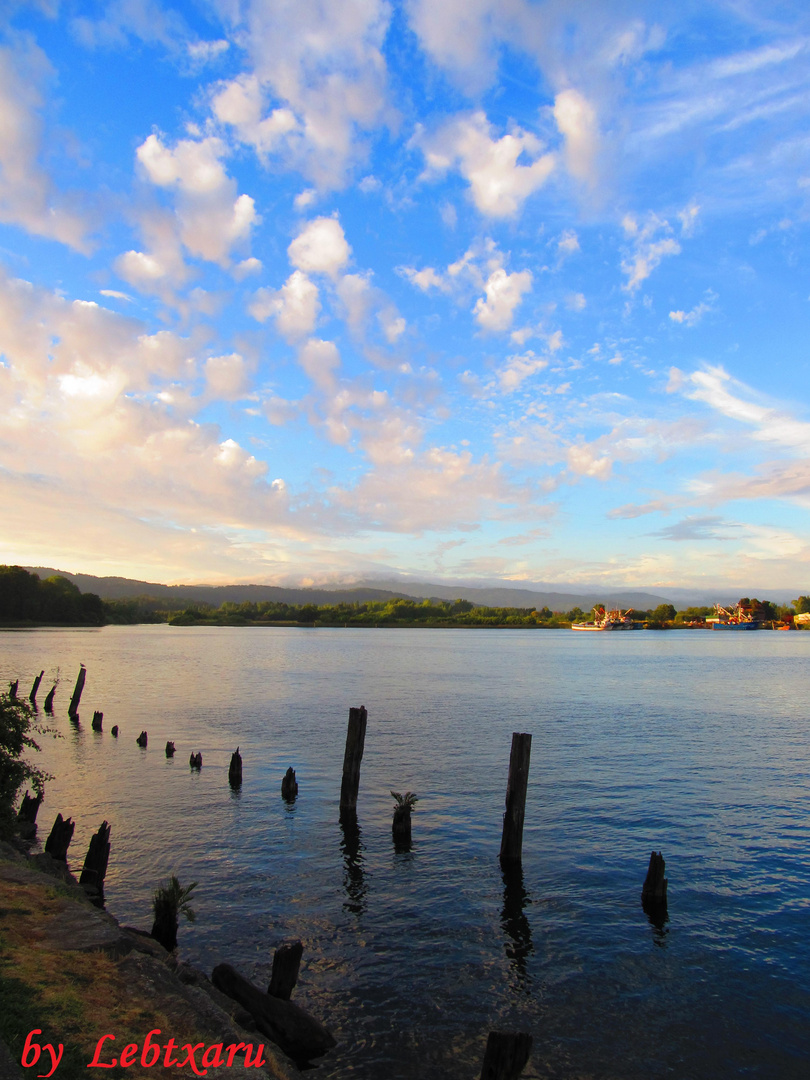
572,607,641,631
710,602,761,630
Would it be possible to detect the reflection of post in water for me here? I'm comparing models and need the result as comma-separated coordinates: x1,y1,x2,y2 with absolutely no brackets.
500,861,533,988
339,811,367,915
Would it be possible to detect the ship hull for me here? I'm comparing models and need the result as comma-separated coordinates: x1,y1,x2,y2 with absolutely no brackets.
711,621,761,630
572,622,641,631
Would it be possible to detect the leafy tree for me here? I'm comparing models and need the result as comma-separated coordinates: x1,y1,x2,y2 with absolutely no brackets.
0,693,54,840
792,596,810,615
649,604,676,624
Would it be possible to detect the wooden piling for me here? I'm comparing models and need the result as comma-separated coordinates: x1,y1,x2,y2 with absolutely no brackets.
281,767,298,801
68,664,86,716
136,731,148,747
111,725,119,737
91,711,103,732
45,814,75,861
44,685,56,712
479,1031,533,1080
29,671,44,703
339,706,368,816
17,790,43,824
79,821,111,903
229,747,243,788
641,851,667,905
9,680,18,699
268,940,304,1001
499,733,532,864
165,741,176,757
189,751,202,769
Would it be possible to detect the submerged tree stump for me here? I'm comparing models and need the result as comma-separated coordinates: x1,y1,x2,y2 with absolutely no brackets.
79,821,111,904
68,664,86,716
229,747,243,788
44,685,56,712
91,711,103,731
136,731,148,747
480,1031,533,1080
500,733,532,864
189,751,202,769
281,767,298,801
165,740,176,757
29,671,44,703
17,790,43,824
269,940,304,1001
45,813,75,861
111,725,119,737
212,962,335,1064
339,706,367,816
641,851,667,906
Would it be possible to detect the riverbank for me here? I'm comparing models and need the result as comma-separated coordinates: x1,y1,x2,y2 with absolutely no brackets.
0,844,301,1080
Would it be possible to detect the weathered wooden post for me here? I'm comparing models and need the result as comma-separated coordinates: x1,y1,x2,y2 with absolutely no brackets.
17,791,43,825
136,731,148,747
9,679,18,700
479,1031,533,1080
79,821,111,904
111,725,119,737
339,706,367,816
641,851,667,907
91,711,103,731
499,733,532,864
229,747,243,788
29,672,44,703
165,740,176,757
190,751,202,769
45,814,75,861
68,664,86,716
281,767,298,801
269,940,304,1001
391,791,417,850
44,685,56,712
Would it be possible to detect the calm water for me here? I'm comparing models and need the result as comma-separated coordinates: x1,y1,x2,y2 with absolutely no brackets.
2,626,810,1079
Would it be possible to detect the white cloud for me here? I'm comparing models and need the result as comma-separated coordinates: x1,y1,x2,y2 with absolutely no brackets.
214,0,392,188
204,353,251,400
566,292,586,310
0,40,90,251
621,213,681,292
398,266,447,292
553,88,600,184
298,337,341,392
669,293,715,327
420,111,556,218
250,270,321,341
494,350,548,393
405,0,500,93
135,134,257,267
234,257,263,280
288,216,351,278
557,229,581,258
473,268,533,332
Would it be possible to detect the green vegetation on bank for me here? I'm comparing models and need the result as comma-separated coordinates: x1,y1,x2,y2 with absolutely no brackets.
0,692,53,840
2,565,808,629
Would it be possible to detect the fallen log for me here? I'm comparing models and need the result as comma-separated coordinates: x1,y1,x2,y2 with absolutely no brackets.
211,962,335,1064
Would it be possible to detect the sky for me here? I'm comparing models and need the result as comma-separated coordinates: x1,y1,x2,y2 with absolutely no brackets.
1,0,809,592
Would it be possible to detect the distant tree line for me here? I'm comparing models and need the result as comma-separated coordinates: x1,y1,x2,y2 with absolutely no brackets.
2,565,808,628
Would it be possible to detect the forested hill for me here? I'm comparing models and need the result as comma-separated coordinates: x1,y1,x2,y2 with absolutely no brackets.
24,567,672,613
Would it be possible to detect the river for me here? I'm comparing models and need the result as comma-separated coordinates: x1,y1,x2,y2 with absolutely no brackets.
2,625,809,1078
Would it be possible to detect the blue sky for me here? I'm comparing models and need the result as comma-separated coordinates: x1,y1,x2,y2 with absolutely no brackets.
1,0,809,590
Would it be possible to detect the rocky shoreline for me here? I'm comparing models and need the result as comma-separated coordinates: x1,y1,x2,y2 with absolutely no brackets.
0,841,303,1080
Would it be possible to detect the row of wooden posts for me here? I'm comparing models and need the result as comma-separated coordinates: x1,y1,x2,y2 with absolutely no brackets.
12,667,670,1080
